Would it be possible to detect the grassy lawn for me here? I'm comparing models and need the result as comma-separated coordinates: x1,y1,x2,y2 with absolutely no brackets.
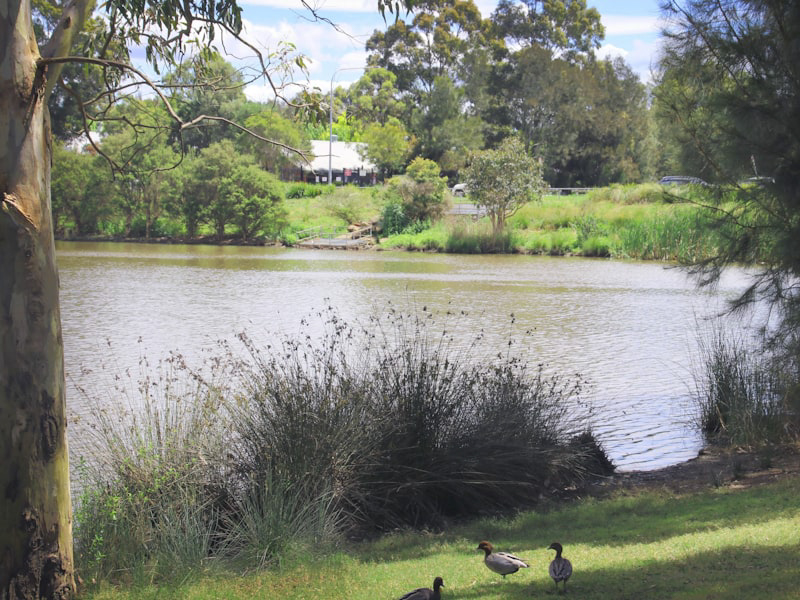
81,475,800,599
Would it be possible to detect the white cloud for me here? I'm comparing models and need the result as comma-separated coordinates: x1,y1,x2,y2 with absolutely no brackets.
220,16,370,84
598,38,660,83
627,38,661,81
601,15,659,36
244,71,362,102
473,0,498,17
597,43,628,61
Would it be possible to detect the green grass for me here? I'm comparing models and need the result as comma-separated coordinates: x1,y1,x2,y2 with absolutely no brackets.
378,186,732,261
80,476,800,599
283,184,382,232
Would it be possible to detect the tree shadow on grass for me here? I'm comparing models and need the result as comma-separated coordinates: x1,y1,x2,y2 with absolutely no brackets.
534,543,800,600
393,543,800,600
464,476,800,551
354,477,800,564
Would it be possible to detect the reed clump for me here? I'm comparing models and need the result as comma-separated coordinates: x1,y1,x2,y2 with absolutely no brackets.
693,329,800,448
444,222,515,253
74,308,611,583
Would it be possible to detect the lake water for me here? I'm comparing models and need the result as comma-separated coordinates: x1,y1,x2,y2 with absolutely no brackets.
57,241,757,474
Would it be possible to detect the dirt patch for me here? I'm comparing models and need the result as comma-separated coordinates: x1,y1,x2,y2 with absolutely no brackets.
598,444,800,495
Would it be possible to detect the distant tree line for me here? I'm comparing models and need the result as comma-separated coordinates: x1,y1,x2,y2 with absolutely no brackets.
49,0,775,240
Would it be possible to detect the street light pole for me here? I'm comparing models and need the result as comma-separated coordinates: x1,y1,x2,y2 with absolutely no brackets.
328,66,377,184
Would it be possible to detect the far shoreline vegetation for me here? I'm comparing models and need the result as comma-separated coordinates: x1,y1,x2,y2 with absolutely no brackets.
55,181,728,263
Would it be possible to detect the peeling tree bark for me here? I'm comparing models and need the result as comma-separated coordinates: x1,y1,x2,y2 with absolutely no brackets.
1,0,79,597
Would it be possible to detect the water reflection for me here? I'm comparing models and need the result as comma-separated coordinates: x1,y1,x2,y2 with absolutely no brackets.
58,241,756,473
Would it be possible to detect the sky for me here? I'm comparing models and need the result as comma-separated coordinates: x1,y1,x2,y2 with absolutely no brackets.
213,0,665,102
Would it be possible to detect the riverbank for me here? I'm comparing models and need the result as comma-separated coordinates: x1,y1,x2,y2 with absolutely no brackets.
607,443,800,494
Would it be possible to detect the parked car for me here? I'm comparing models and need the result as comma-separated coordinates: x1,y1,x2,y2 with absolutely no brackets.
452,183,469,197
741,176,775,186
659,175,708,186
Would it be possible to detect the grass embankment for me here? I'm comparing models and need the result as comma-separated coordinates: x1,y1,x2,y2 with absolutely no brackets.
82,474,800,599
382,184,722,261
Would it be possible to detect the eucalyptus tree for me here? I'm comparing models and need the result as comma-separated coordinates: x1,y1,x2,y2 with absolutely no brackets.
486,44,649,186
411,75,484,164
98,100,184,237
366,0,497,97
0,0,414,595
655,0,800,356
188,140,256,241
360,117,413,176
31,0,128,141
562,57,650,186
221,164,287,242
242,110,311,175
165,53,251,151
490,0,605,60
345,68,407,126
50,144,112,236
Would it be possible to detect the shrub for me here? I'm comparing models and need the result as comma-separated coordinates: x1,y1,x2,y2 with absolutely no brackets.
381,196,408,235
580,235,613,257
232,308,612,532
286,183,324,199
73,353,234,581
278,231,298,246
379,158,449,229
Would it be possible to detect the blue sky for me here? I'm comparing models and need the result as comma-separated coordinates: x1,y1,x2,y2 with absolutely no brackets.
222,1,664,101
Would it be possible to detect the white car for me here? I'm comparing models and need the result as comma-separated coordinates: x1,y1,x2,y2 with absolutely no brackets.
452,183,469,197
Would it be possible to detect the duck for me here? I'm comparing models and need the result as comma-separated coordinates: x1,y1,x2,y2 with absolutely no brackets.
398,576,444,600
548,542,572,593
477,540,529,578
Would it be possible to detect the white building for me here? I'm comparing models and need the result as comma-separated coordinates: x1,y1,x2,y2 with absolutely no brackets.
307,139,377,185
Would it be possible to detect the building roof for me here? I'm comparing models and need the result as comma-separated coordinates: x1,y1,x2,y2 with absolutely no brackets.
309,139,376,174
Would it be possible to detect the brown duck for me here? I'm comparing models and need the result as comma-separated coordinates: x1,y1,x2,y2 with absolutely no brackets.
548,542,573,593
398,576,444,600
477,540,529,578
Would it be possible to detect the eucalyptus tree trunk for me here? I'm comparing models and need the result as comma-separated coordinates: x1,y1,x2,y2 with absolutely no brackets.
1,0,90,596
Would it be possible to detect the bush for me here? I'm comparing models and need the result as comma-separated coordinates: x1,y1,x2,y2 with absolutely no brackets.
278,231,298,246
381,196,409,235
232,308,611,532
580,235,613,257
73,353,234,581
379,158,449,228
